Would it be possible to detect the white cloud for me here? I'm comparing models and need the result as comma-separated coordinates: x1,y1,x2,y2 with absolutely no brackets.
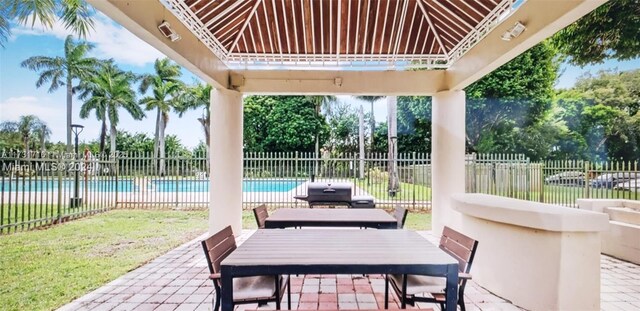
12,13,165,66
0,96,60,121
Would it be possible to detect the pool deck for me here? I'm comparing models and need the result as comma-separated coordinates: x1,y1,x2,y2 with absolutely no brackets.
59,230,640,311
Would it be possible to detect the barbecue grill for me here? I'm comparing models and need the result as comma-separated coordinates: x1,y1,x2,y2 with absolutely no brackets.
294,182,375,208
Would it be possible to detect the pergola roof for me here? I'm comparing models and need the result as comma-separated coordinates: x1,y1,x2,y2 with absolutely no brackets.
162,0,522,69
90,0,606,94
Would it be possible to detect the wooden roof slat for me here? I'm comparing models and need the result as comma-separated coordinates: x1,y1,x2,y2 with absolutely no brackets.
336,1,352,54
260,0,275,54
169,0,520,68
279,0,292,54
402,0,419,55
427,5,466,40
270,0,284,55
416,0,447,55
291,0,300,54
229,0,261,54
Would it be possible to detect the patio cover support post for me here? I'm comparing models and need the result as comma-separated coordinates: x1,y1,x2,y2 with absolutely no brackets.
431,90,466,234
209,88,243,235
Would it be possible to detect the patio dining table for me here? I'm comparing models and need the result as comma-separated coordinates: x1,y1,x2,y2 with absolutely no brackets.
220,229,459,311
264,208,398,229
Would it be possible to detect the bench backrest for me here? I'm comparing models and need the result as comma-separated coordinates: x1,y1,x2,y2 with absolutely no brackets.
253,204,269,229
394,205,408,229
439,226,479,274
201,226,236,287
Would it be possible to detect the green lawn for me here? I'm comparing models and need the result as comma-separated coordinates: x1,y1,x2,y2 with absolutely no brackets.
0,209,208,311
355,180,432,201
0,206,429,311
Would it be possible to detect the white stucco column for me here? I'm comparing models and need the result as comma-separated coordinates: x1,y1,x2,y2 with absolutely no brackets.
209,88,243,235
431,90,466,234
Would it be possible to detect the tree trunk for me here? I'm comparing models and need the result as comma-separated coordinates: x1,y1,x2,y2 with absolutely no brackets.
24,136,30,158
66,78,73,152
40,131,46,154
153,108,161,174
110,124,117,156
158,112,167,176
370,101,376,152
387,96,400,195
358,105,365,179
314,99,321,177
199,116,211,174
99,119,107,153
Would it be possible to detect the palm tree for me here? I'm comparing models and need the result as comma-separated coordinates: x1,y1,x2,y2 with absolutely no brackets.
306,96,337,176
1,0,94,46
355,96,384,151
176,83,212,174
139,58,183,176
176,83,212,146
21,35,99,152
79,61,145,155
36,122,51,153
0,115,46,156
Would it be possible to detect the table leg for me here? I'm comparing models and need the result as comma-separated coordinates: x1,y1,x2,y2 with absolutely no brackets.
221,267,234,311
445,265,459,311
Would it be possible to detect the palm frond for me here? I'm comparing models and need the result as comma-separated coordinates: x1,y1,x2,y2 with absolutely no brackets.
60,0,95,38
6,0,57,29
20,56,64,71
0,6,10,48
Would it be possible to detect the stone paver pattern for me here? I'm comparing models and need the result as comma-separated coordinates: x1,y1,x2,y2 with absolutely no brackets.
59,230,640,311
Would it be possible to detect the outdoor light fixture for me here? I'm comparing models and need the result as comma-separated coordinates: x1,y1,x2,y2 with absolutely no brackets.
500,21,526,41
70,124,84,209
158,20,181,42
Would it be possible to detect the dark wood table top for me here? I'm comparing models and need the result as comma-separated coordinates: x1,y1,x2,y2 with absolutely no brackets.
264,208,398,229
222,229,457,268
220,229,460,311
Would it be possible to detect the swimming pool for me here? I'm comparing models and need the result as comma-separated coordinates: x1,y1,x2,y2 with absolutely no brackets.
0,179,303,193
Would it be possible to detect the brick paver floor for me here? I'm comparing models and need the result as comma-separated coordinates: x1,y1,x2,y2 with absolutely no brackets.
59,230,640,311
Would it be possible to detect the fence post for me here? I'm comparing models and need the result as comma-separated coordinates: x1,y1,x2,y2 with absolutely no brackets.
295,151,299,180
539,162,545,203
584,161,590,199
175,155,179,207
412,152,416,209
114,153,119,209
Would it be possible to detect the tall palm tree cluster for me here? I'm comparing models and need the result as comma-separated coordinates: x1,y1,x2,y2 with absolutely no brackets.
18,35,209,175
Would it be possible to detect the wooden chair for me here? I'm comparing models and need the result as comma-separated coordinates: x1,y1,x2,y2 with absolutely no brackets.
385,226,478,311
253,204,268,229
394,205,409,229
201,226,290,311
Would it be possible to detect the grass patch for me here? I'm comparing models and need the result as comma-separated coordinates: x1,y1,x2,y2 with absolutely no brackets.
402,210,432,231
0,209,207,311
355,180,432,201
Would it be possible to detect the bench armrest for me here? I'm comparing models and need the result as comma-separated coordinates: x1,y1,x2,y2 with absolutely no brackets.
459,272,472,280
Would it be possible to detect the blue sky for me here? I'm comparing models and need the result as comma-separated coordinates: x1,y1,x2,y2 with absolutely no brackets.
0,13,639,149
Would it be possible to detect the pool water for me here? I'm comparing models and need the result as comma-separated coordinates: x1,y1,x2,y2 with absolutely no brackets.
0,179,302,193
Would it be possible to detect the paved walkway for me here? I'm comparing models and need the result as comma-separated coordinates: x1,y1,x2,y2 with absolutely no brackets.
59,231,640,311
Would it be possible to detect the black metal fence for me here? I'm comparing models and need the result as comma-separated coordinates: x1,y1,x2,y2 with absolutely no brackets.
1,150,639,234
0,151,116,234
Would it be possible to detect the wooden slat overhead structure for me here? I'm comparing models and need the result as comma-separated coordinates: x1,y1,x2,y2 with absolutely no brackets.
162,0,523,70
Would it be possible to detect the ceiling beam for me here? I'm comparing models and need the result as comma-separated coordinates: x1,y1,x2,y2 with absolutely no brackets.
88,0,229,89
445,0,608,90
234,70,446,95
